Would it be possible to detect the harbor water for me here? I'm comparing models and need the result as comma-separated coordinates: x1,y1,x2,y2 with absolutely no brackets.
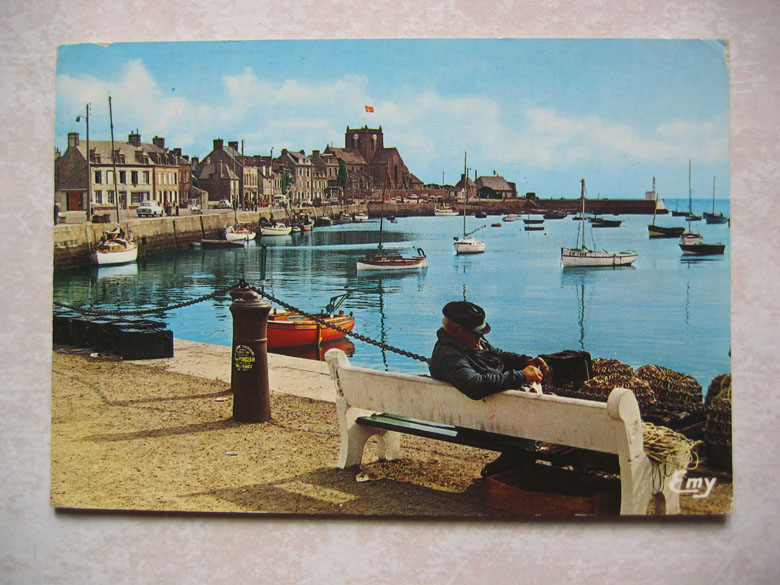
53,198,731,390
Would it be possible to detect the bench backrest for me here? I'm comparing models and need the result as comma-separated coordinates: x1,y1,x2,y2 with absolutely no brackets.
326,349,644,459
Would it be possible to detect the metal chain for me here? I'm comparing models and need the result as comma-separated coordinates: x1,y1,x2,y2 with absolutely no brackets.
248,284,431,364
54,279,431,364
53,286,235,317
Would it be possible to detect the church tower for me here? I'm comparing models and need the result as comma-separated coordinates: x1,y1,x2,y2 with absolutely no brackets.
345,126,384,162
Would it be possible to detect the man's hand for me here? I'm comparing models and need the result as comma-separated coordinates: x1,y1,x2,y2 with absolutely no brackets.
522,364,544,383
529,357,550,378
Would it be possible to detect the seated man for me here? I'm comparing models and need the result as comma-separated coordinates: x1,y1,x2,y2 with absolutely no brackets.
429,300,549,399
429,300,552,476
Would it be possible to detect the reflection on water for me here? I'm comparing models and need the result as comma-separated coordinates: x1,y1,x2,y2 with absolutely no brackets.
54,212,731,388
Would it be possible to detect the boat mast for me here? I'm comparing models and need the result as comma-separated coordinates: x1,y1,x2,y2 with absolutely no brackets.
108,93,120,222
712,175,717,214
377,166,387,251
580,178,587,249
462,151,468,237
651,177,658,226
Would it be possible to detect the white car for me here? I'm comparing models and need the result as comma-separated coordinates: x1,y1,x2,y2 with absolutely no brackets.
217,199,232,209
137,200,164,217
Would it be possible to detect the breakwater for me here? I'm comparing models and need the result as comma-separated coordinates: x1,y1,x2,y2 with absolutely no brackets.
53,205,359,269
369,198,660,218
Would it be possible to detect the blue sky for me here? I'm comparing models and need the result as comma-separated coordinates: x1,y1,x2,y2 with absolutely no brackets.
55,38,729,199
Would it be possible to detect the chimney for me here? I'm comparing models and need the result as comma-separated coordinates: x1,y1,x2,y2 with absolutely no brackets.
213,139,223,151
153,136,165,149
312,150,320,158
192,156,199,166
172,148,182,157
68,132,79,149
228,141,238,151
129,132,141,147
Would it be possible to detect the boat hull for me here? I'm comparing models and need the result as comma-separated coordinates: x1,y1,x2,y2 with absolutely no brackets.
90,243,138,266
199,239,246,249
648,225,685,238
679,243,725,255
260,225,293,236
453,237,485,254
267,312,355,348
225,227,256,242
561,247,637,267
356,252,428,271
703,212,729,224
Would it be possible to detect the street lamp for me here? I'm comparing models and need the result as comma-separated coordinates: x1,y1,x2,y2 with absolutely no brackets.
75,104,91,221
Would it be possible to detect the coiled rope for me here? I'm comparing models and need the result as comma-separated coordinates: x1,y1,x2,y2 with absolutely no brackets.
642,422,699,469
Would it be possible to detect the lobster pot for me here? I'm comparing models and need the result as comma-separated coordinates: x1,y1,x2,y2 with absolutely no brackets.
704,374,732,469
592,358,634,378
579,375,657,414
634,364,702,408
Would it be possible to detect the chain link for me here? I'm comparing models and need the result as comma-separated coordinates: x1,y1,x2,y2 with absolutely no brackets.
54,279,431,364
248,283,431,364
53,286,235,317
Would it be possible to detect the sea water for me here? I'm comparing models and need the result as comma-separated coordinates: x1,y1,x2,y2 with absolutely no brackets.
53,198,731,390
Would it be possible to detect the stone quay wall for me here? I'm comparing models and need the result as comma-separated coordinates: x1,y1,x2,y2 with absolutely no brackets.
53,206,358,270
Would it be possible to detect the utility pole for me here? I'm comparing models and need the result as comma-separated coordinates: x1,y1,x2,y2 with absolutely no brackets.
108,93,120,222
76,104,91,221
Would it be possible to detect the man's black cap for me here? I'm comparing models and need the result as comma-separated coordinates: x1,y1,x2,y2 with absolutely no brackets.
442,301,491,336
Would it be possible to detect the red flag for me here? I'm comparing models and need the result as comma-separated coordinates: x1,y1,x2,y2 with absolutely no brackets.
365,105,374,113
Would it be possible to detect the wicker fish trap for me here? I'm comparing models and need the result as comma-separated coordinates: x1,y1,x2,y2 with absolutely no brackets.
579,375,657,413
592,358,634,378
704,374,732,467
634,364,702,407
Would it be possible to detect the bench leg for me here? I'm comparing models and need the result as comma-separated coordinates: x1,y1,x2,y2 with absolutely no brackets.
376,430,401,462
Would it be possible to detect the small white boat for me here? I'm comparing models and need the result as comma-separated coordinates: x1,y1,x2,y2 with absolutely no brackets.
353,212,369,222
561,179,637,268
90,226,138,266
502,214,520,222
434,206,459,216
224,225,256,242
453,236,486,254
260,223,293,236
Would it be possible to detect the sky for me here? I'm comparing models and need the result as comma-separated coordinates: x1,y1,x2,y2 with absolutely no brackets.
55,38,730,200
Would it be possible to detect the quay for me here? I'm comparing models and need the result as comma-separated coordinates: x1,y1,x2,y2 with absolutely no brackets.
53,204,361,269
50,339,731,515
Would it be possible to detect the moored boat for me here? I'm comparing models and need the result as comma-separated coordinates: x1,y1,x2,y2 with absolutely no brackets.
544,211,567,220
561,179,637,268
267,310,355,348
90,225,139,266
678,162,725,256
260,223,293,236
356,249,428,270
353,211,369,222
703,176,729,224
434,206,459,216
453,151,486,255
648,177,685,238
224,224,256,242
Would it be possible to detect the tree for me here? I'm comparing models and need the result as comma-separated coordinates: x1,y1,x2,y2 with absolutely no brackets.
337,159,349,203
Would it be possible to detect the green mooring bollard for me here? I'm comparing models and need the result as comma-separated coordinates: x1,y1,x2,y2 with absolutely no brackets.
229,283,272,422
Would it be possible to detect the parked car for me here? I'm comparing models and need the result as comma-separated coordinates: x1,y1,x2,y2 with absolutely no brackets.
189,203,202,214
217,199,232,209
137,200,164,217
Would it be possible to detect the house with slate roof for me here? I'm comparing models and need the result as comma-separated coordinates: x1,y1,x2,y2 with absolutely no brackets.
55,131,191,215
476,173,517,200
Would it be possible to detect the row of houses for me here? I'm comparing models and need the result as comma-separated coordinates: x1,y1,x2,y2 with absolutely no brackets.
54,125,519,215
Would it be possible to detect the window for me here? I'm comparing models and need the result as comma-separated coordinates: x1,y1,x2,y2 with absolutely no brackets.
93,190,102,204
119,171,126,184
143,171,150,184
107,191,115,204
131,171,138,185
94,170,102,184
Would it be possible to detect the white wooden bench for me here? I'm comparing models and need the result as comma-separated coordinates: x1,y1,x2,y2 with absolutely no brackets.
325,349,687,515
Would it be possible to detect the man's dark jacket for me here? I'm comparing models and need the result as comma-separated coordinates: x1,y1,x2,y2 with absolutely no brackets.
429,328,535,400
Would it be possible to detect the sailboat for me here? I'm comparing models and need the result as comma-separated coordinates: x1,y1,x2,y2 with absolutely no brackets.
561,179,638,268
703,176,729,224
453,152,486,254
356,169,428,271
679,161,725,256
648,177,685,238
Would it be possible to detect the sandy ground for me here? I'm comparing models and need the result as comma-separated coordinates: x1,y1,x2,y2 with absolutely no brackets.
50,342,731,517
